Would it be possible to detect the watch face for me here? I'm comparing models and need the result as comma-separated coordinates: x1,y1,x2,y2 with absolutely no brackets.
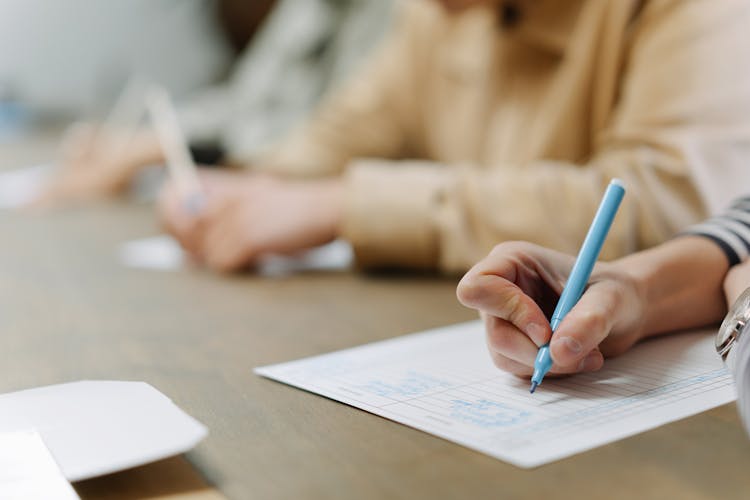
717,287,750,358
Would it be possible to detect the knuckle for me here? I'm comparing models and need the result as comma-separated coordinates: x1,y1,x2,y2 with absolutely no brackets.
500,289,530,326
601,282,626,312
489,240,531,258
576,309,608,336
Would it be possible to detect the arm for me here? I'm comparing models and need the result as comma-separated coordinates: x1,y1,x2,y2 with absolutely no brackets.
681,195,750,306
35,125,164,206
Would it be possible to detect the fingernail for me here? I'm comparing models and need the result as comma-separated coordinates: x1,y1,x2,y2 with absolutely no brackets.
555,336,582,356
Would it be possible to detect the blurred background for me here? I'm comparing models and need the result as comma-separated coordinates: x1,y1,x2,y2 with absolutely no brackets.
0,0,277,124
0,0,236,113
0,0,393,155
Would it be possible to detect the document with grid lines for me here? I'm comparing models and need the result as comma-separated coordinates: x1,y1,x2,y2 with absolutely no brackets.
256,321,736,467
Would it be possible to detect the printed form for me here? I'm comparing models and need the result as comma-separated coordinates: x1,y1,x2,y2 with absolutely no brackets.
256,321,736,467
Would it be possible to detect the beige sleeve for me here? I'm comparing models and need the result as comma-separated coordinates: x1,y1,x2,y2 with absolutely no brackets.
254,1,431,178
342,0,750,273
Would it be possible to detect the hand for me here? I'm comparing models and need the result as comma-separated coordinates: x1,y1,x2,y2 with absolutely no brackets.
34,123,162,207
158,171,344,272
724,260,750,306
457,242,646,377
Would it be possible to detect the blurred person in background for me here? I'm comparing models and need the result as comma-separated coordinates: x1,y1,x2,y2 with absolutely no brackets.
38,0,395,204
158,0,750,274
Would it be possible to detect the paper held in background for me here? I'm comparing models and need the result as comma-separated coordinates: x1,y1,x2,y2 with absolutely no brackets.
256,321,736,468
119,235,354,276
0,380,207,482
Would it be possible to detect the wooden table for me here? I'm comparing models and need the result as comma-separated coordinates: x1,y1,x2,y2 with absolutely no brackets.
2,134,750,499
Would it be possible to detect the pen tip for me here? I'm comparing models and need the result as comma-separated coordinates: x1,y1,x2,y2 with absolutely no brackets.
529,381,538,394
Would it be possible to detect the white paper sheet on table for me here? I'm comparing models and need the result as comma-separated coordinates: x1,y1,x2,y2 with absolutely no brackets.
119,235,353,276
0,164,53,209
0,431,79,499
256,321,736,468
0,381,207,482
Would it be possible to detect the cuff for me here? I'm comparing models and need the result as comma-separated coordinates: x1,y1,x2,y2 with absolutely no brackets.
341,160,450,270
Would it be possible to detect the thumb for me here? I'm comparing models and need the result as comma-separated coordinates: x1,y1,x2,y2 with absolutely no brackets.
549,282,617,368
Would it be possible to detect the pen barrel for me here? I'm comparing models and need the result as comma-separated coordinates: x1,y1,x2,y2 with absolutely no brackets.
531,345,553,385
550,180,625,331
146,86,204,200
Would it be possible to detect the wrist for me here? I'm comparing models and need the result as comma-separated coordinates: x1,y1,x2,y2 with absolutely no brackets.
725,261,750,306
614,236,729,338
596,261,650,344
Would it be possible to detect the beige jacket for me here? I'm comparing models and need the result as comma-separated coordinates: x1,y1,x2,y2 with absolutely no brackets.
259,0,750,273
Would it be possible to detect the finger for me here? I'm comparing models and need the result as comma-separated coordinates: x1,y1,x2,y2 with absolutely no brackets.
458,242,575,346
489,349,604,377
28,174,94,209
460,272,552,346
547,348,604,375
202,215,255,273
199,170,247,198
549,281,621,367
484,314,540,367
485,313,605,376
488,351,534,376
60,122,97,160
188,189,248,266
157,184,186,236
203,222,241,272
158,183,204,257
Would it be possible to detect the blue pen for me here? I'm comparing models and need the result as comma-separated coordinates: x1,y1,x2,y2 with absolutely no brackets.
529,179,625,394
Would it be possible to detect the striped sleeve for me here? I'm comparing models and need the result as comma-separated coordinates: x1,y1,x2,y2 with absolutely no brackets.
681,196,750,266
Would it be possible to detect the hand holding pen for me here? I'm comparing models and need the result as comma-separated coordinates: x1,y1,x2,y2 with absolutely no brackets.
149,85,345,272
457,180,639,386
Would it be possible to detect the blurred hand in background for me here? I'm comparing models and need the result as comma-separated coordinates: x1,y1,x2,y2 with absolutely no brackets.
158,171,343,272
34,124,162,206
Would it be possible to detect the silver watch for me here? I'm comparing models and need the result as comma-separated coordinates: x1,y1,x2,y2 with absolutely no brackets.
717,287,750,371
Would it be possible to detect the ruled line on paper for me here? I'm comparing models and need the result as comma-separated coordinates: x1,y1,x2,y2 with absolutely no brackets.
256,321,736,467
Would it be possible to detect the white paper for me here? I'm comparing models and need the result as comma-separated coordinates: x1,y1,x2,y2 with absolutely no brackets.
0,381,207,481
0,431,79,499
119,235,353,276
258,239,353,276
119,235,186,270
256,321,736,468
0,164,53,209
